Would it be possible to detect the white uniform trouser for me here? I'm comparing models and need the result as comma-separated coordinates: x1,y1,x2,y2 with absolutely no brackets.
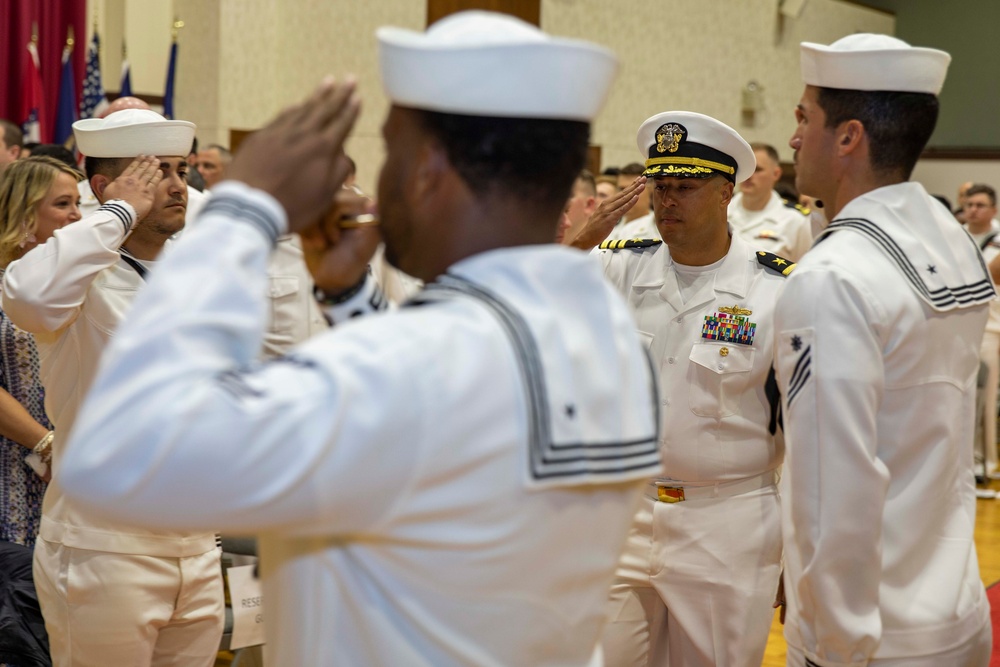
979,331,999,475
785,615,991,667
34,537,225,667
601,482,781,667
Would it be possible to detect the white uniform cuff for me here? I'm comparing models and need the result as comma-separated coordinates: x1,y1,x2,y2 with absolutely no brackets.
204,181,289,244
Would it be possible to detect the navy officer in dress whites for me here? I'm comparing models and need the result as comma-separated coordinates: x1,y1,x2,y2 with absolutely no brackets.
777,34,993,667
596,111,789,667
55,11,664,666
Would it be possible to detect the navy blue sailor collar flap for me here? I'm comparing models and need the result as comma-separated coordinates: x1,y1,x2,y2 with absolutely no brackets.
415,246,663,490
818,182,995,312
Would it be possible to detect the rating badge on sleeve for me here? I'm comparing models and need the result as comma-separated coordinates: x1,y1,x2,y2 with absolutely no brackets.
702,305,756,345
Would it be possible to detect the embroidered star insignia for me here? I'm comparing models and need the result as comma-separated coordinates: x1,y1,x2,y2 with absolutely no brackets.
791,335,803,352
927,264,937,274
772,258,788,266
565,404,576,418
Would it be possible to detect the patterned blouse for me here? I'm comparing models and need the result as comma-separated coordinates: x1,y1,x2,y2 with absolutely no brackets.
0,269,49,547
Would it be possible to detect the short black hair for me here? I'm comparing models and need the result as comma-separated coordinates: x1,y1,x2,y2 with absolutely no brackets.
619,163,645,177
966,183,996,207
412,109,589,213
84,156,132,182
816,87,938,179
30,144,79,170
750,142,780,165
0,120,23,149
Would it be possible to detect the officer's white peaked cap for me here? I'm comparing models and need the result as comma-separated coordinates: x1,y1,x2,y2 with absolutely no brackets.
636,111,755,184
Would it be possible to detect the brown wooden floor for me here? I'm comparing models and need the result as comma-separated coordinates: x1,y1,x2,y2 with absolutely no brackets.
761,476,1000,666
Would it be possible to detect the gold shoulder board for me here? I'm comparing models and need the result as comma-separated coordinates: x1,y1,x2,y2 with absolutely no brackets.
598,238,664,251
755,250,796,277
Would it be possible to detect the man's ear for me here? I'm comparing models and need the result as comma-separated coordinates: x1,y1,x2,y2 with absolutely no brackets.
838,119,865,157
720,179,735,207
91,174,111,202
411,139,451,203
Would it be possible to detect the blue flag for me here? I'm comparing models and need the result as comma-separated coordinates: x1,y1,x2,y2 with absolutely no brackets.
120,53,132,97
163,40,177,119
54,45,78,144
80,32,107,119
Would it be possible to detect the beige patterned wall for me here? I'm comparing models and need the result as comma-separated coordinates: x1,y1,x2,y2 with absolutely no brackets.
96,0,892,191
208,0,425,193
542,0,894,170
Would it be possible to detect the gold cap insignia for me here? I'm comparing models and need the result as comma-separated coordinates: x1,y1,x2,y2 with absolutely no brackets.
655,123,686,154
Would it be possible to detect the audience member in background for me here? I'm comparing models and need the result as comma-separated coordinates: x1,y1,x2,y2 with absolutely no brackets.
728,142,812,260
560,169,597,245
196,144,231,189
595,174,618,202
0,156,84,547
602,166,620,177
0,121,23,173
964,184,1000,488
28,144,79,170
4,111,225,667
186,137,206,192
964,183,1000,244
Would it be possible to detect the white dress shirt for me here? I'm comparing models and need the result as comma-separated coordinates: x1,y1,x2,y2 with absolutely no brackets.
729,191,812,261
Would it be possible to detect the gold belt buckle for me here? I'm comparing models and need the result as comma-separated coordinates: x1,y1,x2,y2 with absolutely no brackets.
657,486,685,503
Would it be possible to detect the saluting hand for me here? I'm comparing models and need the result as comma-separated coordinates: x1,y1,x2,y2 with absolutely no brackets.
566,176,646,250
226,76,361,234
299,188,381,293
103,156,162,222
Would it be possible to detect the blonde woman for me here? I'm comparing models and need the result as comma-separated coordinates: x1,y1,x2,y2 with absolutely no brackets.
0,156,82,546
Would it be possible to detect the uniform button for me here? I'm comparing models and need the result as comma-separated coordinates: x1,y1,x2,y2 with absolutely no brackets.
717,363,725,371
675,317,683,323
661,398,669,406
667,357,676,364
719,346,729,357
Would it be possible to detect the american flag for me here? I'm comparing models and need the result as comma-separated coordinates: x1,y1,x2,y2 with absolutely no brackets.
20,40,46,143
80,32,108,120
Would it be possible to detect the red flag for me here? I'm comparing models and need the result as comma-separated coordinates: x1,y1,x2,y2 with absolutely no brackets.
20,40,47,144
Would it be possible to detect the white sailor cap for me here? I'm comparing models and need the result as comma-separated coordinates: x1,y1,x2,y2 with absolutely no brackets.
376,10,618,122
636,111,755,184
74,109,196,158
800,33,950,95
